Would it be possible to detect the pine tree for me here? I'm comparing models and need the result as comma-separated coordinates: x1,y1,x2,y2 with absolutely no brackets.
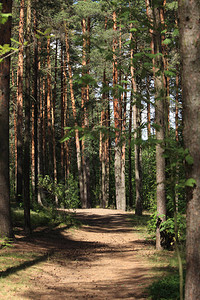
0,0,13,237
178,0,200,298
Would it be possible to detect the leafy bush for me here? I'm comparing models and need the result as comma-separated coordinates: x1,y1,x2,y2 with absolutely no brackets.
160,215,186,244
38,174,80,209
147,212,186,246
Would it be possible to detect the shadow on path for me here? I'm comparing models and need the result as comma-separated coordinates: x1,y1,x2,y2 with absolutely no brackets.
1,209,156,299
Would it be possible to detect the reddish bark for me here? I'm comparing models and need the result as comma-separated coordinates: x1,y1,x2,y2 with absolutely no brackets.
0,0,13,237
16,0,25,202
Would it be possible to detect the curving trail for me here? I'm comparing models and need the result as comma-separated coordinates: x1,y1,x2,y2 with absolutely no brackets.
14,209,154,299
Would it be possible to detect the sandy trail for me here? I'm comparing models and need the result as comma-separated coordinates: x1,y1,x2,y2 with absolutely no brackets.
13,209,154,299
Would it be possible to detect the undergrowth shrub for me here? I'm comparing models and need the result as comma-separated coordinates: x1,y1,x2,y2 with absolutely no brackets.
148,271,186,300
147,211,186,249
38,174,80,209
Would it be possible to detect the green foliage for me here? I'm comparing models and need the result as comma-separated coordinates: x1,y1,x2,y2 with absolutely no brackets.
161,215,186,243
0,237,13,249
38,174,80,209
185,154,194,165
147,210,158,236
11,208,52,228
147,212,186,245
148,272,185,300
0,5,14,61
0,44,16,62
141,145,156,209
0,4,11,25
185,178,196,187
11,206,80,229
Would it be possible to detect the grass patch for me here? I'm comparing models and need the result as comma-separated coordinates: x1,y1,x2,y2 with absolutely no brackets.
0,251,39,272
0,248,50,299
147,248,186,299
126,213,186,300
11,207,80,231
148,271,186,300
11,208,52,229
127,212,151,237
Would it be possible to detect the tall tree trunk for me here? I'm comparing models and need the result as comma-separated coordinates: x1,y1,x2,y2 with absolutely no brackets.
100,17,109,208
10,69,15,196
0,0,13,237
42,67,46,176
60,43,64,176
130,23,143,216
33,8,38,203
178,1,200,299
85,16,91,207
175,72,179,143
152,1,167,250
81,15,91,208
31,101,35,193
113,11,125,211
23,0,31,234
133,96,143,216
146,76,151,138
100,70,109,208
52,39,58,204
46,37,51,171
121,79,127,211
128,91,133,208
12,68,17,193
16,0,24,203
63,47,70,180
37,42,43,206
160,1,170,136
64,21,84,206
81,15,87,208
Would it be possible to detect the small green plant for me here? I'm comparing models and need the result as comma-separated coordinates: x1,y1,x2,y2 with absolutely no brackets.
0,236,13,249
147,212,186,247
160,215,186,244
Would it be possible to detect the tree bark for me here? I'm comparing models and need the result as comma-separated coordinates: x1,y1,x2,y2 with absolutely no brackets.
33,8,38,203
0,0,13,237
63,46,70,180
52,39,58,204
46,37,53,177
81,15,91,208
100,69,109,208
12,68,17,194
23,0,31,234
42,66,46,176
178,1,200,298
130,22,143,216
152,1,167,250
128,91,133,208
60,43,64,176
37,42,43,206
16,0,24,203
146,77,151,138
100,17,109,208
121,79,127,211
175,72,179,143
113,11,125,211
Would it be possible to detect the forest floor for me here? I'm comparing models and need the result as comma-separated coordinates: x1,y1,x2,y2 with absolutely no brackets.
0,209,161,299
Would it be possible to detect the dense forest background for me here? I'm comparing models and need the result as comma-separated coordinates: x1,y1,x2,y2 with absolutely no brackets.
8,0,184,245
0,0,200,299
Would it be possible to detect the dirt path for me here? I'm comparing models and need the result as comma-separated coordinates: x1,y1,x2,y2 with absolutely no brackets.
5,209,155,299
